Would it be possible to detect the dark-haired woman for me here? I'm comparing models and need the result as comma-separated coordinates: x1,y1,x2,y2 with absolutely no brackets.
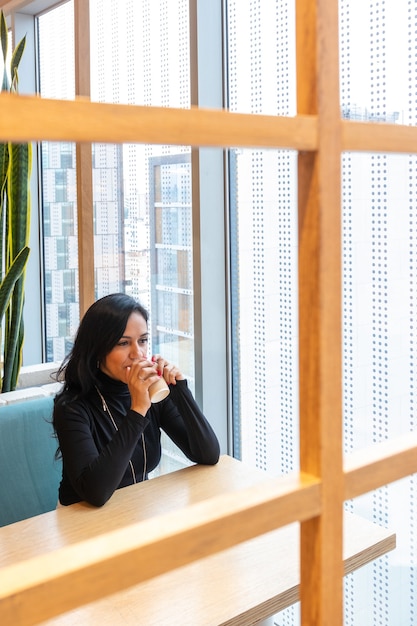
53,293,220,507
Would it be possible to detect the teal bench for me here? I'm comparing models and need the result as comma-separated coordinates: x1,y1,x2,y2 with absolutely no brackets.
0,395,62,527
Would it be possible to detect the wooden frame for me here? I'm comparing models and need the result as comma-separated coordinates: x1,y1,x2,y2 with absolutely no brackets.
0,458,396,625
0,0,416,624
73,0,94,314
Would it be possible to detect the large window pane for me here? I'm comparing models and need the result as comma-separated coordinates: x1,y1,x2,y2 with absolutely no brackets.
38,2,78,363
229,148,299,475
341,148,417,624
227,0,417,623
227,0,298,473
89,0,193,391
339,0,417,621
340,0,411,125
38,0,192,471
38,0,192,371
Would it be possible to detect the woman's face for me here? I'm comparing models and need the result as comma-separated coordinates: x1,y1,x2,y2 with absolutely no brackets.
100,311,149,383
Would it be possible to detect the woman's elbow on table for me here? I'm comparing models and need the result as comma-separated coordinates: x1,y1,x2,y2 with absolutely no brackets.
202,441,221,466
87,494,112,507
74,481,115,508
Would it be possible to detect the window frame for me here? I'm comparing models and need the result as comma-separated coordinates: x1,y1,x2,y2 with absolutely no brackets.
6,0,230,452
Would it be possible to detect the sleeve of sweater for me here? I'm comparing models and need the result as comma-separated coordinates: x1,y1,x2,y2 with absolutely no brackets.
54,401,148,507
157,379,220,465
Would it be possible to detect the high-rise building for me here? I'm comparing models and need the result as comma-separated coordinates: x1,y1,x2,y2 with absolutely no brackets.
148,154,194,384
41,141,124,362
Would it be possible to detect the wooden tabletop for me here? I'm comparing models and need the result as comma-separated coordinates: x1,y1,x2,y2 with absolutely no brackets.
0,455,396,625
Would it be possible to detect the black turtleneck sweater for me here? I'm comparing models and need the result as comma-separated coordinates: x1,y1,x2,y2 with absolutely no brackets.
53,371,220,506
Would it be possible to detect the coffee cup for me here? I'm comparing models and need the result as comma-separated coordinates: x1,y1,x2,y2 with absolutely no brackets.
149,376,170,403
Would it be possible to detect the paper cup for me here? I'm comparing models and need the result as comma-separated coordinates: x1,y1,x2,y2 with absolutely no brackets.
149,376,170,403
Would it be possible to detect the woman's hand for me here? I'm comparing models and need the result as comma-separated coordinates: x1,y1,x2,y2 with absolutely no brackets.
126,358,159,415
151,354,185,385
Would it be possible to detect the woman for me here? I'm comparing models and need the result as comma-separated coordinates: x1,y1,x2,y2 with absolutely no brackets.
53,293,220,507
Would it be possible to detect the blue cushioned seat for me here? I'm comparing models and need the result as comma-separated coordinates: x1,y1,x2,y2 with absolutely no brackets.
0,395,61,527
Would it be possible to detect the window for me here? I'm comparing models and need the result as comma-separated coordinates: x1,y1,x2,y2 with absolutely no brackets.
7,0,417,621
38,0,193,385
38,2,77,364
227,0,416,623
38,0,193,468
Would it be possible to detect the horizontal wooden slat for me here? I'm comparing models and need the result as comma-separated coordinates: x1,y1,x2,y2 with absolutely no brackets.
344,431,417,500
2,94,416,154
0,93,318,149
32,513,395,626
0,472,321,625
342,119,417,154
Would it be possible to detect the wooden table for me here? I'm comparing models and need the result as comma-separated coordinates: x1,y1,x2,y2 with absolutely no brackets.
0,455,396,626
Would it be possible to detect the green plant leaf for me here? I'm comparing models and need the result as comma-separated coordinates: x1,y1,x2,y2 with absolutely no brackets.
8,142,31,259
0,142,9,193
0,144,9,269
0,247,29,392
2,272,26,392
10,316,24,389
10,34,26,92
0,143,9,226
3,142,31,392
0,11,8,91
2,273,24,391
0,246,29,323
0,13,31,392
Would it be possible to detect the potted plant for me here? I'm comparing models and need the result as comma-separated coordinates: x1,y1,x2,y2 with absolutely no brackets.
0,10,31,392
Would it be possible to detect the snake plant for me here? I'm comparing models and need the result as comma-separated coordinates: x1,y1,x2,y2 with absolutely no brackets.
0,10,31,392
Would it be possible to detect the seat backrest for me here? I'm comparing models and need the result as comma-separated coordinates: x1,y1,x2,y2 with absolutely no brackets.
0,395,62,527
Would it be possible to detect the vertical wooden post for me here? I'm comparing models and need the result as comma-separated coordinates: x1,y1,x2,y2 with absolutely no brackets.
74,0,95,315
297,0,344,623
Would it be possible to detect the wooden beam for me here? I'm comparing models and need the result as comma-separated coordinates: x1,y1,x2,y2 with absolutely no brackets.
1,93,417,155
342,119,417,154
0,473,320,625
297,0,344,622
0,93,318,149
74,0,94,315
344,432,417,500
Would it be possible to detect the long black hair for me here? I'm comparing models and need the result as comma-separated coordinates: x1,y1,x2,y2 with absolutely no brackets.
54,293,149,405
